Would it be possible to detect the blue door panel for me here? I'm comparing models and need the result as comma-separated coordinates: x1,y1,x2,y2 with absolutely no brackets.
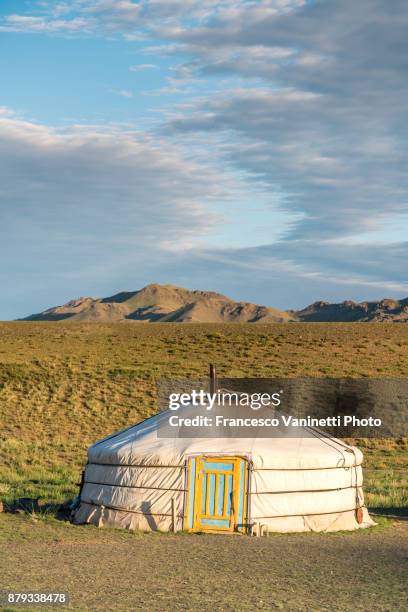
201,518,230,527
217,474,225,515
201,472,207,514
203,461,234,471
208,473,215,515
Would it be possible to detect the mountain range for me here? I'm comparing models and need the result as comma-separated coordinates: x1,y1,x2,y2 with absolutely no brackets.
21,284,408,323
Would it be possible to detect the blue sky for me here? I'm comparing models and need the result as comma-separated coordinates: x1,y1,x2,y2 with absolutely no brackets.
0,0,407,319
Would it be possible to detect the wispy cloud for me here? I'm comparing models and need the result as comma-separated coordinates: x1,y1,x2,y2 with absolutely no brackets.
109,88,133,98
129,64,158,72
0,111,232,315
162,0,408,244
0,106,15,116
0,13,89,33
0,0,407,313
0,113,226,244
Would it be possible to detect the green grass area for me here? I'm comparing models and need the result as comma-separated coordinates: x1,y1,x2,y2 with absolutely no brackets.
0,321,407,512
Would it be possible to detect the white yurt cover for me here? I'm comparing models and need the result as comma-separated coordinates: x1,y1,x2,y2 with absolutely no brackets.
73,404,375,533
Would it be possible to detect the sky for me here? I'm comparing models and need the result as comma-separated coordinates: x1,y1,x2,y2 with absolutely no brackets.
0,0,407,319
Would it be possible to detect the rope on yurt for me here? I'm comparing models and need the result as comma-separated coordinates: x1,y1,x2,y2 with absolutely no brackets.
249,484,359,494
305,423,356,453
80,481,187,491
254,464,361,471
81,486,176,515
80,500,364,520
216,386,362,477
214,386,365,529
305,429,367,522
250,505,365,519
303,426,348,465
349,445,365,523
82,481,360,495
79,500,173,516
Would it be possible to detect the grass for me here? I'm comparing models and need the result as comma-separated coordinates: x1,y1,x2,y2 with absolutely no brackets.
353,438,408,512
0,321,407,512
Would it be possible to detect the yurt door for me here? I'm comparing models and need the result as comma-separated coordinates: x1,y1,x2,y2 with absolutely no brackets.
186,456,247,532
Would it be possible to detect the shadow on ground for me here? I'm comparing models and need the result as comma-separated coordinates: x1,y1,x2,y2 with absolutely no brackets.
369,506,408,519
2,497,72,520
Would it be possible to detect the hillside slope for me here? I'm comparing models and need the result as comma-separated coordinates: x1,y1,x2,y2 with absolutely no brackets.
295,298,408,322
22,284,293,323
21,284,408,322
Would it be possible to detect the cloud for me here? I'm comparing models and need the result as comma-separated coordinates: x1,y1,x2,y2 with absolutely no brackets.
129,64,158,72
110,88,134,98
0,114,230,281
8,2,405,241
0,110,405,319
163,0,408,243
0,106,15,116
0,1,299,35
0,13,89,33
154,238,408,309
0,0,407,315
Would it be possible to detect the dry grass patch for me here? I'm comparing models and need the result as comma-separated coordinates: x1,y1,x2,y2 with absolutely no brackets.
0,322,407,510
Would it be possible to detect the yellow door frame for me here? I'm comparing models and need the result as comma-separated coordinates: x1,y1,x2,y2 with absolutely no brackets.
186,455,248,533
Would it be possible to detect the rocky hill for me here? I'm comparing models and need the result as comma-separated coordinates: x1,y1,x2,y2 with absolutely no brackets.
22,284,293,323
294,298,408,322
22,284,408,323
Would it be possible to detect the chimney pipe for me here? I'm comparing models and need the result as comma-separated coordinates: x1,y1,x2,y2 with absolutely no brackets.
209,364,217,395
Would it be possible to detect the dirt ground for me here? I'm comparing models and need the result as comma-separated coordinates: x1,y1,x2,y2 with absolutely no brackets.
0,514,407,611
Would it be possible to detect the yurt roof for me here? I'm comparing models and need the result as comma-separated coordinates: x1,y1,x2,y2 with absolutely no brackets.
88,404,362,470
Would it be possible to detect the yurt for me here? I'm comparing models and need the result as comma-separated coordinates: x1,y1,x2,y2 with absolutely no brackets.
73,400,374,534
